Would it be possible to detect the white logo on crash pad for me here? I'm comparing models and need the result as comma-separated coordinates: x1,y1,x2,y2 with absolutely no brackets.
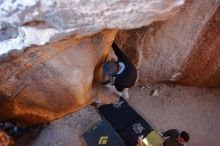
132,123,144,134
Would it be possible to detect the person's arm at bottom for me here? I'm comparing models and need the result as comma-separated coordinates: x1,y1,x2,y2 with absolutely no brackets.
137,137,143,146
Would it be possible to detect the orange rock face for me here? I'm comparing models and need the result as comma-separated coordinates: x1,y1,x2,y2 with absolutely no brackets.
0,30,117,125
178,7,220,87
115,1,220,87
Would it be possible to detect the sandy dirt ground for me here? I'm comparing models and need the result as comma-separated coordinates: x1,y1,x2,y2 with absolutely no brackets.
31,84,220,146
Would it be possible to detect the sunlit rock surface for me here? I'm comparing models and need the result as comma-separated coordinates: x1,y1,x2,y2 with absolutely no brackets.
0,30,117,125
0,0,184,54
115,0,220,87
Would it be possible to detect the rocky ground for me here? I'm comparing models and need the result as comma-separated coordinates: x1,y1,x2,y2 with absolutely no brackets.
30,84,220,146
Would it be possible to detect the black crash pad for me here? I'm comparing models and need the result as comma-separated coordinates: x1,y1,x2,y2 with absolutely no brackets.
98,100,139,132
98,98,153,146
82,120,125,146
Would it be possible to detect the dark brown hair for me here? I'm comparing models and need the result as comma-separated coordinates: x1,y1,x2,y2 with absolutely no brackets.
180,131,190,142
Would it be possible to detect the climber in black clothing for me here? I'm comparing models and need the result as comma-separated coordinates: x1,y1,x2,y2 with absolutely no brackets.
102,41,137,100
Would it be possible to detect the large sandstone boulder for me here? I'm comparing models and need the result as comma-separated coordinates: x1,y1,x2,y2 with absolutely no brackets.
115,0,220,87
0,30,117,125
0,0,186,126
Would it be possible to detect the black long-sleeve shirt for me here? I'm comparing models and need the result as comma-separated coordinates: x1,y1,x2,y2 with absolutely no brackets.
112,42,137,92
162,129,184,146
